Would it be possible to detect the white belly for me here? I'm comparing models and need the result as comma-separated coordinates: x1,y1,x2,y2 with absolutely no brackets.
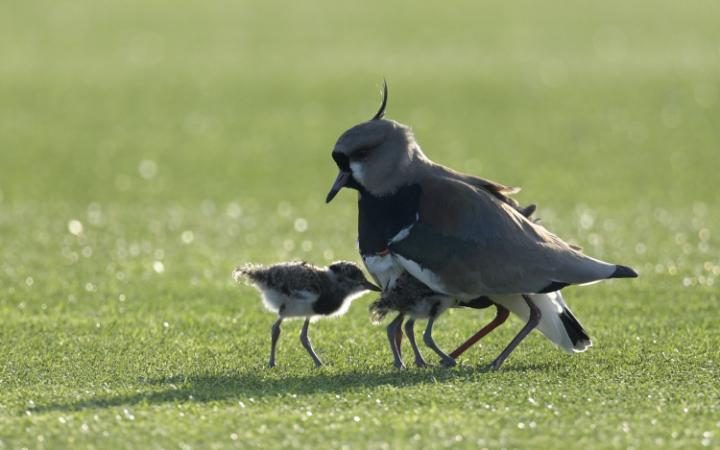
258,285,318,318
363,254,405,291
393,254,455,296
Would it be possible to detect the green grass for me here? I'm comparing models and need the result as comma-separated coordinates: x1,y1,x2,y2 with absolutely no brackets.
1,0,719,448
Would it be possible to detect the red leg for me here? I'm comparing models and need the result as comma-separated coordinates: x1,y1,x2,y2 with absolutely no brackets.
450,304,509,359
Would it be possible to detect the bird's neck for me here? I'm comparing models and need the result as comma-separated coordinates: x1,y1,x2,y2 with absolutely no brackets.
357,183,421,256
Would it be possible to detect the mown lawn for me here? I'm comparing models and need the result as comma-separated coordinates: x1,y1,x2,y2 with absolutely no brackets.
1,0,719,448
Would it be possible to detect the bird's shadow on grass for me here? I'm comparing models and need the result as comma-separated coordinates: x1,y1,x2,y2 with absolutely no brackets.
31,362,552,414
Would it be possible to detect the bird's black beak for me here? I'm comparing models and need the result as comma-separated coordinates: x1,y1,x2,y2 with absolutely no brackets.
325,170,351,203
364,280,382,292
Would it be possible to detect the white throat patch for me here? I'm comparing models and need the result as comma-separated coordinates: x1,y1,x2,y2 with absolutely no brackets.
349,162,366,186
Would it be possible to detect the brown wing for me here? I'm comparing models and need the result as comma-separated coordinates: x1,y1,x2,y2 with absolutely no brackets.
389,177,617,295
431,163,522,210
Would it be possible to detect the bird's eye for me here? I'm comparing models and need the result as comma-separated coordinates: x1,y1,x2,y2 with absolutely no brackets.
352,147,372,161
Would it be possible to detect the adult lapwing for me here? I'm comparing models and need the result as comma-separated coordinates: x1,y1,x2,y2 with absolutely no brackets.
326,82,634,369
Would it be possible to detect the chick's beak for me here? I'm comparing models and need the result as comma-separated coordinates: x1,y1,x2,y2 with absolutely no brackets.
364,280,382,292
325,170,351,203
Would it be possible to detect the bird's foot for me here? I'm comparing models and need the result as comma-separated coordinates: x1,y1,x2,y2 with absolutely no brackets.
414,358,428,368
486,358,504,372
440,357,457,368
313,360,323,368
268,360,276,369
393,360,407,370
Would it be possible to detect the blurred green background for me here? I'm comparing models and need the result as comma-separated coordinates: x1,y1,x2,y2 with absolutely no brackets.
1,0,718,448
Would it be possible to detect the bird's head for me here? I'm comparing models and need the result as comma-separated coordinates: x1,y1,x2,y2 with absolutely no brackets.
326,81,427,202
328,261,381,292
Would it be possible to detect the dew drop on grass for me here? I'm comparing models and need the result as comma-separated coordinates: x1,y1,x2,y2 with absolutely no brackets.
579,212,595,230
138,160,157,179
25,277,34,287
181,230,194,244
153,261,165,273
226,202,243,218
294,218,308,232
68,219,84,236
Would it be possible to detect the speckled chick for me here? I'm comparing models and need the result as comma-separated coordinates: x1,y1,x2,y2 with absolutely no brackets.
370,271,492,369
233,261,379,368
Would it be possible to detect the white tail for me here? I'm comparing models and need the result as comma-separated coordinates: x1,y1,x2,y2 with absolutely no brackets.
490,291,592,353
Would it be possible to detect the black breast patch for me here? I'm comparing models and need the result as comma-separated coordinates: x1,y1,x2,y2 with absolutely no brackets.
357,184,422,255
312,291,343,315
